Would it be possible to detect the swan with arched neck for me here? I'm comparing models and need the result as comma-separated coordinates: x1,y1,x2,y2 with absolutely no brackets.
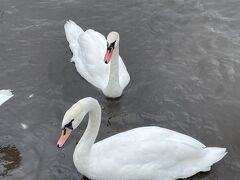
64,20,130,98
57,97,226,180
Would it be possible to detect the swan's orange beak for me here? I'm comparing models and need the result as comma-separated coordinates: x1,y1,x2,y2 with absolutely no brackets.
57,128,73,148
104,48,113,64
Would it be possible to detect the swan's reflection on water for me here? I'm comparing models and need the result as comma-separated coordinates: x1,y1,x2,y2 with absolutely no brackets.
0,145,22,177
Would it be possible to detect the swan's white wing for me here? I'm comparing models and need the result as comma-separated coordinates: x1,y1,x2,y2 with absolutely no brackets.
64,20,83,59
64,21,109,89
75,29,110,89
0,89,14,106
93,126,205,154
88,127,206,179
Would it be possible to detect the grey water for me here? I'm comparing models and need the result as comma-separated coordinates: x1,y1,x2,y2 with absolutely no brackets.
0,0,239,179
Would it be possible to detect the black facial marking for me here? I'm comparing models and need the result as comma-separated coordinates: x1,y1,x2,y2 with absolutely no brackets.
107,40,116,50
62,119,74,134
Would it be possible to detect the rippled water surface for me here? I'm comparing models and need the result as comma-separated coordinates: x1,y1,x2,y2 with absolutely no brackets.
0,0,240,179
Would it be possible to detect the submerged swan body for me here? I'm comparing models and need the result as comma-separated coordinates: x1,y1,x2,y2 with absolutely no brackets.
64,20,130,98
57,97,226,180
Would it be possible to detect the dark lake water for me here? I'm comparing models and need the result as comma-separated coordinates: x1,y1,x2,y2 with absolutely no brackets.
0,0,240,179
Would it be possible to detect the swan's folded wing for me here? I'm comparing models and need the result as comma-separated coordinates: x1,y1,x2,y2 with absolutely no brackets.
92,127,206,161
0,89,14,106
74,29,110,89
64,20,84,59
93,126,205,150
90,127,206,179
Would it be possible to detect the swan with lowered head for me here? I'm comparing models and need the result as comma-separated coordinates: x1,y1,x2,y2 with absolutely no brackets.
57,97,226,180
64,20,130,98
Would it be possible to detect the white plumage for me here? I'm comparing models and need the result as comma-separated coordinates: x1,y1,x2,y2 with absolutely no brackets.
64,20,130,98
0,89,14,106
57,97,226,180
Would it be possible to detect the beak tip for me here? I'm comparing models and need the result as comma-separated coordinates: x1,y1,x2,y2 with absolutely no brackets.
105,61,108,64
57,143,62,148
57,128,72,148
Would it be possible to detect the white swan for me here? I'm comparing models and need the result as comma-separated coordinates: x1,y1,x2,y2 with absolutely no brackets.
57,97,226,180
64,20,130,98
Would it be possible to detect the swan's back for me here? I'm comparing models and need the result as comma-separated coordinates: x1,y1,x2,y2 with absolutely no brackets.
76,29,110,88
92,126,206,160
82,127,226,180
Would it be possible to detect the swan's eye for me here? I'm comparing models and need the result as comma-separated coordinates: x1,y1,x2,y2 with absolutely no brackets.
63,119,74,135
107,41,116,49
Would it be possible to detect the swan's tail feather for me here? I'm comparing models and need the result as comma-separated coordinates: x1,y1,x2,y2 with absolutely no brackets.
64,20,83,44
64,20,83,60
176,147,226,179
201,147,227,170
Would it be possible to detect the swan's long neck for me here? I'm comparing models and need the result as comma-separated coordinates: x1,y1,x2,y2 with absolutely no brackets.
73,100,101,160
103,46,122,97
